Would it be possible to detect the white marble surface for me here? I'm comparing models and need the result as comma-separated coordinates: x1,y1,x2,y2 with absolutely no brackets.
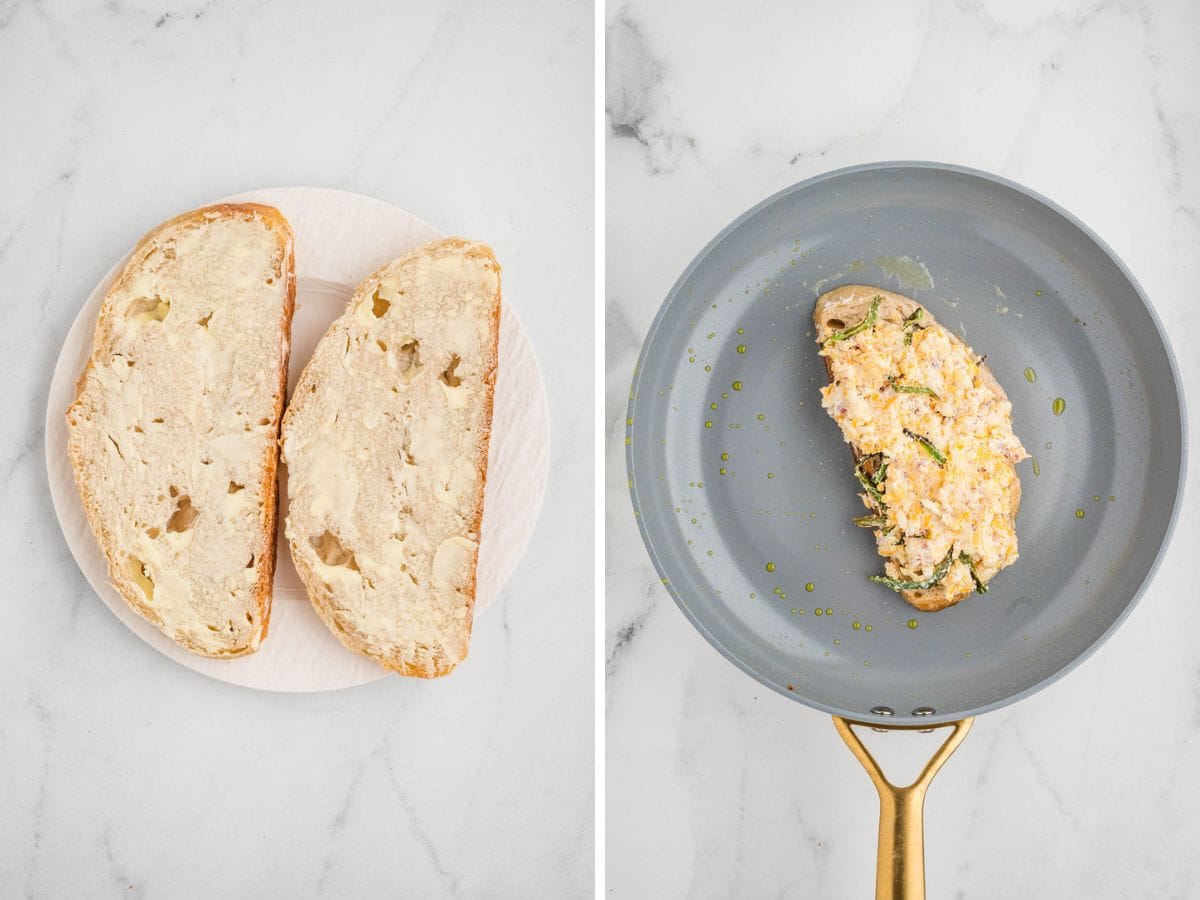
1,1,593,896
606,1,1199,897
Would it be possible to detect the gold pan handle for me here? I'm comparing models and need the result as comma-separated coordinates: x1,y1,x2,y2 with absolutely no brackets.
832,716,973,900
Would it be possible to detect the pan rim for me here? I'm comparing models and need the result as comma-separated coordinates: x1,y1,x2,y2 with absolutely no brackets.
624,159,1188,725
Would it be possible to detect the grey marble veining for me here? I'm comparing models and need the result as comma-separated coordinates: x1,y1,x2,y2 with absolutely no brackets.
0,1,593,896
606,1,1199,897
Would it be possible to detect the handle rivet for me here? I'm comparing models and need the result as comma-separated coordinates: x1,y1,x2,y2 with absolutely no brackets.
912,707,935,716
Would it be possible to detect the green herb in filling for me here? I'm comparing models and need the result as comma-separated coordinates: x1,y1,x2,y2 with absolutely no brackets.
853,515,889,528
903,428,946,466
870,547,956,592
959,552,988,593
887,375,939,398
824,296,882,346
872,457,888,486
854,456,886,506
902,307,925,345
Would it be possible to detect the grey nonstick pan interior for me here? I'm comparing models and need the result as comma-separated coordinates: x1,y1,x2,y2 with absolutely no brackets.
626,162,1186,727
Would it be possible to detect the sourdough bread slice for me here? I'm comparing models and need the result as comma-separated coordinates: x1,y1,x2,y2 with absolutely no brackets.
282,238,501,677
815,285,1026,611
67,204,295,656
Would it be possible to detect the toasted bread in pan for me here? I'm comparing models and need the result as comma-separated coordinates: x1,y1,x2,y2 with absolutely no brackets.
815,285,1026,611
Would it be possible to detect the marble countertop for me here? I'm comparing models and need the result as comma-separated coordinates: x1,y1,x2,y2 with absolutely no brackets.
606,2,1198,897
1,1,592,896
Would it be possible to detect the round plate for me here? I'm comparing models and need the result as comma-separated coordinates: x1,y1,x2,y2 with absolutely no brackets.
47,187,550,691
628,163,1186,724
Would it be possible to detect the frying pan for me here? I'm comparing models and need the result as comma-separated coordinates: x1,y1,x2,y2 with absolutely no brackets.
625,162,1186,898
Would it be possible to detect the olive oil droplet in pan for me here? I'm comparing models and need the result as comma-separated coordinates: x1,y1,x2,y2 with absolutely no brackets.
805,583,814,592
736,344,747,354
1052,397,1066,416
765,562,776,572
907,619,918,630
1075,509,1085,519
1024,367,1036,383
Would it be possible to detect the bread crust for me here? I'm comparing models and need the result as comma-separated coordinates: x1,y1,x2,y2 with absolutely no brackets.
282,237,501,677
66,203,295,655
814,284,1021,612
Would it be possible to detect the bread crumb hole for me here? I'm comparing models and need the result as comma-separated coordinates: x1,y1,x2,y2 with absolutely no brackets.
246,555,255,569
372,291,390,318
166,495,199,533
258,418,271,426
145,527,160,539
206,624,220,632
124,557,154,600
246,612,254,623
398,339,422,379
310,530,359,572
265,277,274,285
152,418,164,424
126,295,171,324
108,436,124,460
132,425,144,434
197,312,213,327
439,354,462,387
169,485,179,497
827,318,845,329
377,340,388,352
228,481,244,494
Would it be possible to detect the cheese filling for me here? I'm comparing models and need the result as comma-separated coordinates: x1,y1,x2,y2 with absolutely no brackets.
820,301,1027,597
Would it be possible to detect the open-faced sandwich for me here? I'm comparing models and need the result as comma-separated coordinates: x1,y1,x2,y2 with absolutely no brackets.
815,285,1028,611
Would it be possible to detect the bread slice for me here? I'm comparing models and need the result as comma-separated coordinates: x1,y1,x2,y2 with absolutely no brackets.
67,204,295,655
814,285,1027,611
281,238,501,677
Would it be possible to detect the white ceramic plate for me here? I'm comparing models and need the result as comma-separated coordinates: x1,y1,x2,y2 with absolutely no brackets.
45,187,550,691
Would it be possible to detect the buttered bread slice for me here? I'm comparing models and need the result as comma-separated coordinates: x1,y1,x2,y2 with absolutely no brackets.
67,204,295,655
282,238,500,677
